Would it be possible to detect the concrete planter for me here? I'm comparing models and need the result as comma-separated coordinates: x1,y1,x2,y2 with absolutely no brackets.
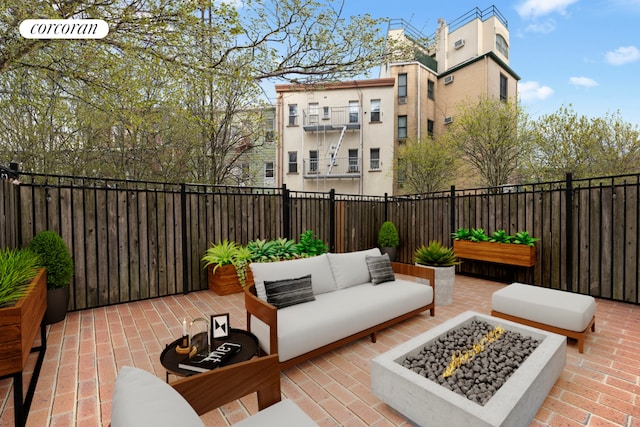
416,263,455,306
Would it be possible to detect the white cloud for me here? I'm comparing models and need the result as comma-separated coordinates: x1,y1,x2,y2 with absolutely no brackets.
517,0,579,19
518,81,554,101
605,46,640,65
569,76,598,88
525,20,557,33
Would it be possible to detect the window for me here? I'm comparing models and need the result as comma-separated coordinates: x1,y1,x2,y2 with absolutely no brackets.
496,34,509,59
370,99,380,122
322,106,330,120
427,80,435,100
308,102,319,124
349,101,359,123
500,74,508,101
348,149,358,172
288,104,298,126
264,162,274,178
398,115,407,139
427,119,434,137
398,73,407,97
309,150,318,172
370,148,380,170
288,151,298,173
265,118,275,142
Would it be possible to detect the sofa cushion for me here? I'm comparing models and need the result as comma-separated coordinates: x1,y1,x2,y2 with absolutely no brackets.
328,248,382,289
251,278,433,361
250,254,336,300
264,274,315,309
111,366,204,427
366,253,395,285
233,399,318,427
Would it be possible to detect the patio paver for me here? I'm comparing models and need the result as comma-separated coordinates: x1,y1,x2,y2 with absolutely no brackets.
0,275,638,426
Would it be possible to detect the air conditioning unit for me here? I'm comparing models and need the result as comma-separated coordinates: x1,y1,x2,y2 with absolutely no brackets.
398,96,407,104
444,75,454,85
444,116,454,124
454,39,465,49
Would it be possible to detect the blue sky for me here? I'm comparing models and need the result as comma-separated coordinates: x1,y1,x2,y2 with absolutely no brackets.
340,0,640,126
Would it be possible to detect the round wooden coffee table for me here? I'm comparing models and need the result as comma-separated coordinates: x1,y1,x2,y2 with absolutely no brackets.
160,328,259,381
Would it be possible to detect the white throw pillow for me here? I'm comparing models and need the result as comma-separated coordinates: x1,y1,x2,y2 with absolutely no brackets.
111,366,204,427
328,248,382,289
250,254,337,300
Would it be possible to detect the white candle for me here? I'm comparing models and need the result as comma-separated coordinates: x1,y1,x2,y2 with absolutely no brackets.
182,318,187,336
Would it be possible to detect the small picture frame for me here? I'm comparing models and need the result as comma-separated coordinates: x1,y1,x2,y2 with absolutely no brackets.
211,313,230,340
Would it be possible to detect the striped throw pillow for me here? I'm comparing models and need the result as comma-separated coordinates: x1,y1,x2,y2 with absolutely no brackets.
366,253,395,285
264,274,315,309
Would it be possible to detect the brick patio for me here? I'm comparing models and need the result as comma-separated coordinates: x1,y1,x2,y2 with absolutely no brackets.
1,275,639,426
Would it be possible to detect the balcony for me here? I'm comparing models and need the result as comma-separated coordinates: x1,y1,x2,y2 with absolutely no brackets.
302,106,361,132
303,157,361,179
1,274,636,426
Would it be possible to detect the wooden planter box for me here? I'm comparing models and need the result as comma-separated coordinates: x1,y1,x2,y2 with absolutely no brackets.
208,264,254,296
453,240,536,267
0,268,47,377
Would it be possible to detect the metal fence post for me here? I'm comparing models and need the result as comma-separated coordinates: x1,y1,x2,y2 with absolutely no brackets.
180,183,189,294
450,185,456,244
565,173,573,291
282,184,290,240
329,189,336,252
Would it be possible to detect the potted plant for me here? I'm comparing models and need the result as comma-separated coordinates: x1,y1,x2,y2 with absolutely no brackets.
28,230,74,324
202,240,253,295
452,228,537,267
296,230,328,258
414,241,460,306
0,248,47,377
377,221,399,261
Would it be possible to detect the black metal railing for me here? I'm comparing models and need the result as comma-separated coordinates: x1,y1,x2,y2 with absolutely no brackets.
2,170,639,309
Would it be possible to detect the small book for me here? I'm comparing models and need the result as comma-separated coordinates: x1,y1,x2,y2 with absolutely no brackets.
178,342,242,373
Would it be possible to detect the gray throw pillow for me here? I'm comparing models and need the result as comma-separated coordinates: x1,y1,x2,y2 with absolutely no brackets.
366,253,395,285
264,274,315,309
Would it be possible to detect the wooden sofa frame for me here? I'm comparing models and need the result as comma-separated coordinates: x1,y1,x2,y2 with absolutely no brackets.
244,262,435,370
171,354,281,415
491,310,596,353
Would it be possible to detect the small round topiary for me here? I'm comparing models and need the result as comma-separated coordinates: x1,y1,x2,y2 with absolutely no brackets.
377,221,399,248
28,231,74,289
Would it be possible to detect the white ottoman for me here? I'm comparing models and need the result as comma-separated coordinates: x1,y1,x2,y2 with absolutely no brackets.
491,283,596,353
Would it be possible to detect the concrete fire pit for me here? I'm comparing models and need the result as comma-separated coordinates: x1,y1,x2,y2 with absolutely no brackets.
371,311,566,427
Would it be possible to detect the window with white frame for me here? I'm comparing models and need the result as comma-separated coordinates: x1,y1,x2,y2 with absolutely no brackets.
322,106,330,120
348,149,358,172
370,99,380,122
349,101,359,123
288,104,298,126
370,148,380,170
288,151,298,173
308,103,319,124
264,161,274,178
309,150,318,172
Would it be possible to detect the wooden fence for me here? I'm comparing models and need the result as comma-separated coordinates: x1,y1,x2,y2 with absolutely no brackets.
1,172,638,310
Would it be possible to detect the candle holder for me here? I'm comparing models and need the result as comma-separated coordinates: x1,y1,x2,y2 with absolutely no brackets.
175,335,190,354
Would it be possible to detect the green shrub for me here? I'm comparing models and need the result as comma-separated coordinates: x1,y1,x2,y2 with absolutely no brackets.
489,230,513,243
377,221,399,248
414,241,460,267
28,231,74,290
297,230,328,257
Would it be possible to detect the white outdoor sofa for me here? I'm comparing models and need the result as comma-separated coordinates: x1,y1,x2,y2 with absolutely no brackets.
244,248,436,369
